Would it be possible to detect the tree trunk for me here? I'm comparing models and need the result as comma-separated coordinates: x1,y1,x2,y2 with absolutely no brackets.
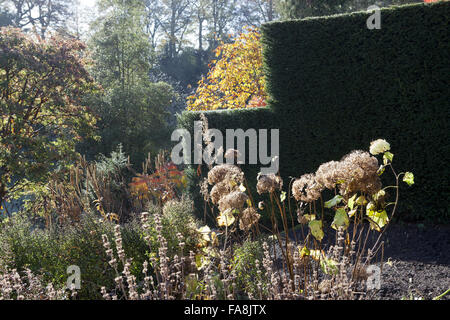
0,182,6,212
169,0,177,58
198,17,203,51
268,0,274,21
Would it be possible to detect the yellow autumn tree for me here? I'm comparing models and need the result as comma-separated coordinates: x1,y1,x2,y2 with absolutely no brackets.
187,27,267,111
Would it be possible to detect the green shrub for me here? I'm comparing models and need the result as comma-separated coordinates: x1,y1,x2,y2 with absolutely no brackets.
232,239,268,299
0,197,201,299
179,2,450,224
143,197,202,257
162,198,201,251
0,213,119,299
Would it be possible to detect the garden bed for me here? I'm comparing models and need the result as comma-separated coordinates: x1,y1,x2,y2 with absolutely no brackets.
370,223,450,300
288,223,450,300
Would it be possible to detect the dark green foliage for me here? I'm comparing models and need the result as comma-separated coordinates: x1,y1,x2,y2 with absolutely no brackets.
0,27,97,209
90,144,135,219
84,81,175,166
158,47,211,88
262,2,450,223
180,2,450,224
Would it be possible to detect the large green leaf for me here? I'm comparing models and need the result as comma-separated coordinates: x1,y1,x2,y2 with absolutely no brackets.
331,208,349,230
347,194,357,210
324,195,343,208
308,220,324,241
383,151,394,165
366,206,389,231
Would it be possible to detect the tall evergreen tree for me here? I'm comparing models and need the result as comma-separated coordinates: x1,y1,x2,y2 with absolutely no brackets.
87,0,176,165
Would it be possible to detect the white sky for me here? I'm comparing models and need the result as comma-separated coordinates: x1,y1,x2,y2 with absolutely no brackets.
78,0,97,10
74,0,98,39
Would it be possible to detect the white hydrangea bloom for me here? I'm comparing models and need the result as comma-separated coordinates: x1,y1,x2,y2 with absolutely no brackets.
370,139,390,155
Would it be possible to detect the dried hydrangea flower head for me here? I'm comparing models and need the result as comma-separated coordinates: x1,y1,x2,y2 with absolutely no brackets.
338,150,381,195
218,190,249,213
210,180,232,204
292,173,323,202
369,139,390,155
207,164,243,185
239,207,261,232
256,173,283,194
315,160,344,190
207,163,244,205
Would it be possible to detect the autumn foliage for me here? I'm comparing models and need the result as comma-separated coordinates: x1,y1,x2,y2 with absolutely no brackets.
187,27,267,111
129,152,186,206
0,27,97,208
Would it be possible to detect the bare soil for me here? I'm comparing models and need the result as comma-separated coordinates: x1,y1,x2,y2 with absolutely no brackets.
369,223,450,300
